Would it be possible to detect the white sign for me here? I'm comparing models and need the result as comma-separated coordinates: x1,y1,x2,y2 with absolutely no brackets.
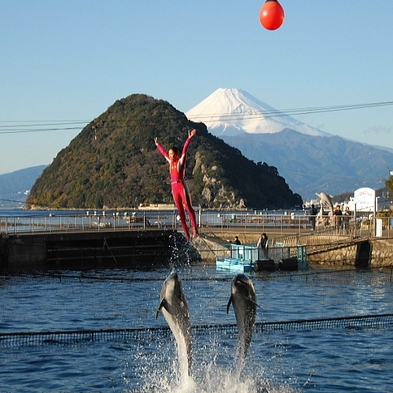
354,187,375,212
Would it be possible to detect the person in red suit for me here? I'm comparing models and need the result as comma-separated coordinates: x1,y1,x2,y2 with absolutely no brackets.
154,129,198,241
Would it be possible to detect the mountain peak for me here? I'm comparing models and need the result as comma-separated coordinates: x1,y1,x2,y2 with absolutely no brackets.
26,93,302,209
186,88,330,137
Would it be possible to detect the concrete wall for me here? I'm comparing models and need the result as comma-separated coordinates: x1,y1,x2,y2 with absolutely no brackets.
0,229,190,272
1,233,47,270
308,239,393,268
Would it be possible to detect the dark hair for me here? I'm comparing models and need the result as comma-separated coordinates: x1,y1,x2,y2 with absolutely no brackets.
170,146,180,156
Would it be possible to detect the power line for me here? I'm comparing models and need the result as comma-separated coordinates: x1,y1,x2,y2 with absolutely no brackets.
0,121,89,135
0,127,84,135
0,121,88,127
188,100,393,122
1,99,393,134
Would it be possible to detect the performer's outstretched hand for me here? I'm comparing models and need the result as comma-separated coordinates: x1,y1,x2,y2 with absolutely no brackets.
188,129,197,138
154,137,158,145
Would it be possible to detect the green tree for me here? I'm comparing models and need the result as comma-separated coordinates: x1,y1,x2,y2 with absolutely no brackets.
385,174,393,198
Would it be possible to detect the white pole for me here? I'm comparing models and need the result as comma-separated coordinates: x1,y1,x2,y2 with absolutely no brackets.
373,196,377,237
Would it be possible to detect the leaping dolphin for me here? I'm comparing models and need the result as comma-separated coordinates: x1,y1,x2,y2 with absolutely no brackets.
227,273,258,362
156,270,192,376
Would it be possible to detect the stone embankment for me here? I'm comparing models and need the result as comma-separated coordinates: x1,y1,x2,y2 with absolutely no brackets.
307,239,393,268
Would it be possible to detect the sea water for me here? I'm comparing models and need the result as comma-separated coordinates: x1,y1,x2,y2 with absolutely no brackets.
1,266,393,392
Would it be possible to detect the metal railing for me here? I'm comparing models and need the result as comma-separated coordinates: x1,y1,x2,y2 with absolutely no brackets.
0,210,392,238
0,212,164,235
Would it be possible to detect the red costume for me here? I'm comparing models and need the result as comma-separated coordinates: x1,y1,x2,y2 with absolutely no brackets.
156,136,198,240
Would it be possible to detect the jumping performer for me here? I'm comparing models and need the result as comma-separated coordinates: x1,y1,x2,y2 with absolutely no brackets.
154,129,198,241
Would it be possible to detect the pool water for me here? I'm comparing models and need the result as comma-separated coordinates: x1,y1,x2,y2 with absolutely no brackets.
1,266,393,392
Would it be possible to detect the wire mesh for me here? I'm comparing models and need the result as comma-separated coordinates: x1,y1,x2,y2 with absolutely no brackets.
2,267,392,284
1,314,392,348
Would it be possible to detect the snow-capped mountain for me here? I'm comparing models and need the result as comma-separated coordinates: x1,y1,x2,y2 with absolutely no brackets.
186,88,331,137
185,88,393,200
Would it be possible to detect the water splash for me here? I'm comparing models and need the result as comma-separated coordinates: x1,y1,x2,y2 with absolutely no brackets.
132,361,299,393
168,233,200,271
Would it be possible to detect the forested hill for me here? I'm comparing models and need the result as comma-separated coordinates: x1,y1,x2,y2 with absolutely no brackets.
26,94,302,210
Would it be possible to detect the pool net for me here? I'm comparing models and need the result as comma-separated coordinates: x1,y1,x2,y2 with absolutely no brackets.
1,313,393,348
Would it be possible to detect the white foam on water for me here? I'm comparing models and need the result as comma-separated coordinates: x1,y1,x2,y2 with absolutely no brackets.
133,359,299,393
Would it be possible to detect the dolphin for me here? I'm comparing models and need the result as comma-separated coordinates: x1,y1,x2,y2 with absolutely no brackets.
227,273,258,362
316,192,334,215
156,270,192,375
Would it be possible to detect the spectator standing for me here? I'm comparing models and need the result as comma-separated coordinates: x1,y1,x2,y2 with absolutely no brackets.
257,233,269,258
309,204,318,230
333,205,343,232
343,206,351,234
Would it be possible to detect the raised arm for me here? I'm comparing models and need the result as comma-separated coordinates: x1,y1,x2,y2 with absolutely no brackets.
188,129,197,138
181,129,197,156
154,137,170,162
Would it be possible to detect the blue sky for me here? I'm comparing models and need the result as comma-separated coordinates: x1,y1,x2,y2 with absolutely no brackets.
1,1,393,175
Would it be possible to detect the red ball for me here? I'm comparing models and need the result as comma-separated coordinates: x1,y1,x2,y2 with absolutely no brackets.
259,0,285,31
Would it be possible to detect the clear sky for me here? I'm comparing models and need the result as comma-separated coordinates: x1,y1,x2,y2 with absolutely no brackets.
1,1,393,175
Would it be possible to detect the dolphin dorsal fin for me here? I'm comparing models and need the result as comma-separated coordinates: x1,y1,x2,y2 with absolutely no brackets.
226,296,233,314
156,298,167,319
250,298,263,310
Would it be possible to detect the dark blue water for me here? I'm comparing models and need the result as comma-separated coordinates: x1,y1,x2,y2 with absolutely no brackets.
1,266,393,392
